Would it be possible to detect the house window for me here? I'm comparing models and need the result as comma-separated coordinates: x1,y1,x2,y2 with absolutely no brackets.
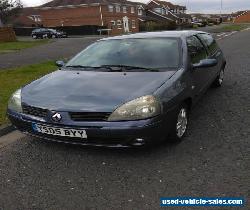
116,5,121,12
153,8,161,14
123,6,127,13
108,5,114,12
117,20,122,29
162,8,166,15
138,8,143,16
32,15,41,22
110,20,116,29
131,7,135,13
132,20,136,28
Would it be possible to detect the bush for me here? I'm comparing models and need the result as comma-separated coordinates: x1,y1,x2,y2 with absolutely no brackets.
139,21,177,32
179,23,193,29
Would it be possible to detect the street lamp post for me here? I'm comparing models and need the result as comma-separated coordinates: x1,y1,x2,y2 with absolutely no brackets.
220,0,223,15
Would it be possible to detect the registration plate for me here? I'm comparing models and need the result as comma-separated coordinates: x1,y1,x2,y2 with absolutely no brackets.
32,123,87,139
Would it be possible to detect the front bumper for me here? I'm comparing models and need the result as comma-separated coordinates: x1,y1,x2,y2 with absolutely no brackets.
7,110,174,147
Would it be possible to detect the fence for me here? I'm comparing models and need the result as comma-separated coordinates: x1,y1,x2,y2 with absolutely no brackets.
0,27,16,42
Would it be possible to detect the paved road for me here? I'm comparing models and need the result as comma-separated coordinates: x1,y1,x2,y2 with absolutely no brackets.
0,37,101,69
0,31,249,210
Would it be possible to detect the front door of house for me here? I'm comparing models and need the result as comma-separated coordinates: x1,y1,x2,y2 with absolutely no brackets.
123,16,129,33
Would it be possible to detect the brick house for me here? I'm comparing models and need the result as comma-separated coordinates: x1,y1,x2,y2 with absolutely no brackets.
144,0,191,24
233,11,250,23
14,0,145,35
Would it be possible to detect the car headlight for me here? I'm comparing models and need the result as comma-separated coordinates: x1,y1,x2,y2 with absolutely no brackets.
108,95,161,121
8,89,22,113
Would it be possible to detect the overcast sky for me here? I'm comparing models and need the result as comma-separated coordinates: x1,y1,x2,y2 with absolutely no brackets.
22,0,250,14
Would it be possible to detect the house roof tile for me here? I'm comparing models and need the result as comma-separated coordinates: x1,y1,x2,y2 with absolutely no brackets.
154,0,186,10
41,0,142,7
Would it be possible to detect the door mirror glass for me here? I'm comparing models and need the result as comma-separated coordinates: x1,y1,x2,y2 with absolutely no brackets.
193,59,218,69
56,60,65,68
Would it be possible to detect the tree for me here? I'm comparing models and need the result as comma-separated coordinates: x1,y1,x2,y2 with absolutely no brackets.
0,0,23,25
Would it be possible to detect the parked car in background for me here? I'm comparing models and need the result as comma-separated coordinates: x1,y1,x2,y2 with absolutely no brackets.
48,29,68,38
8,31,226,148
192,22,207,27
31,28,67,39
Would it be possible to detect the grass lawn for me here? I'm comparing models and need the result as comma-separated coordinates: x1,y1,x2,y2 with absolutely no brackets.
0,61,57,125
221,24,247,31
0,40,51,53
217,24,250,32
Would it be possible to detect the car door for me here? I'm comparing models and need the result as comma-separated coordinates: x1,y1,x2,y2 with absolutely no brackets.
38,29,45,38
186,35,210,96
197,33,222,82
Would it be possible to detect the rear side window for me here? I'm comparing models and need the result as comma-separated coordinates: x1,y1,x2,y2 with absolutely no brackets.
197,33,219,55
186,36,207,64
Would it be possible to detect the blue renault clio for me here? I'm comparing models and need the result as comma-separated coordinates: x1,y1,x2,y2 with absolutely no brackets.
7,31,226,147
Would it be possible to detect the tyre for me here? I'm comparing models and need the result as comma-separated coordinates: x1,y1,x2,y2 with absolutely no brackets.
212,67,225,87
169,104,189,142
32,35,37,39
43,34,48,39
52,34,56,39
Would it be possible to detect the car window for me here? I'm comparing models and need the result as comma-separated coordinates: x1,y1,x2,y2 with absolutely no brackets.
197,33,218,55
186,36,207,64
66,38,181,70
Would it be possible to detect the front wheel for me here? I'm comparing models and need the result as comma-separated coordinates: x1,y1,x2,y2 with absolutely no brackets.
169,104,189,142
213,68,225,87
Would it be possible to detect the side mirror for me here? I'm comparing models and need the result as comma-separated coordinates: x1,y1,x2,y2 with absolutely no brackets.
188,47,198,56
193,59,218,69
56,60,65,68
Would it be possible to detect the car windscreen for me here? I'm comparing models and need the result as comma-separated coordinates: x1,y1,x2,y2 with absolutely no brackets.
66,38,181,71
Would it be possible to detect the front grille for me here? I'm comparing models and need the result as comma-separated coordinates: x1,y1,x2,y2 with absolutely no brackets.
22,104,48,118
69,112,111,122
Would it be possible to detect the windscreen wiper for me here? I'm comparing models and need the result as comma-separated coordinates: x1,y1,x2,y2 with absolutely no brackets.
66,65,160,72
100,65,160,72
65,65,123,72
66,65,99,69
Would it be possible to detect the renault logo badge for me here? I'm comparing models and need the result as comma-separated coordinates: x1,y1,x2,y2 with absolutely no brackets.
52,113,62,122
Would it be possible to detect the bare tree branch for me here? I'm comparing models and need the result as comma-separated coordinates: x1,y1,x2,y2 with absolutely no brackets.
0,0,23,24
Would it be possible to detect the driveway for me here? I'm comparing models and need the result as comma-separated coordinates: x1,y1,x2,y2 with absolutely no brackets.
0,36,101,69
0,30,249,210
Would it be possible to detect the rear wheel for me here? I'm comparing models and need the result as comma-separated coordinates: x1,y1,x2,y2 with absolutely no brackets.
213,67,225,87
32,35,37,39
169,104,189,142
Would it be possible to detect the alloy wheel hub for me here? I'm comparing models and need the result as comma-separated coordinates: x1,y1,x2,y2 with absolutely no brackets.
176,108,188,138
219,70,224,84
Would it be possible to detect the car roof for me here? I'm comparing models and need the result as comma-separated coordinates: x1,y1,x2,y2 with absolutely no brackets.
101,31,207,41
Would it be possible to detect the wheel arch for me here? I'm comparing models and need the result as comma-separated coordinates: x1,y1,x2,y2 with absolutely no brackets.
183,97,193,110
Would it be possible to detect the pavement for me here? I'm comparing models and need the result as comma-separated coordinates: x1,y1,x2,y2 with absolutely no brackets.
0,30,249,209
